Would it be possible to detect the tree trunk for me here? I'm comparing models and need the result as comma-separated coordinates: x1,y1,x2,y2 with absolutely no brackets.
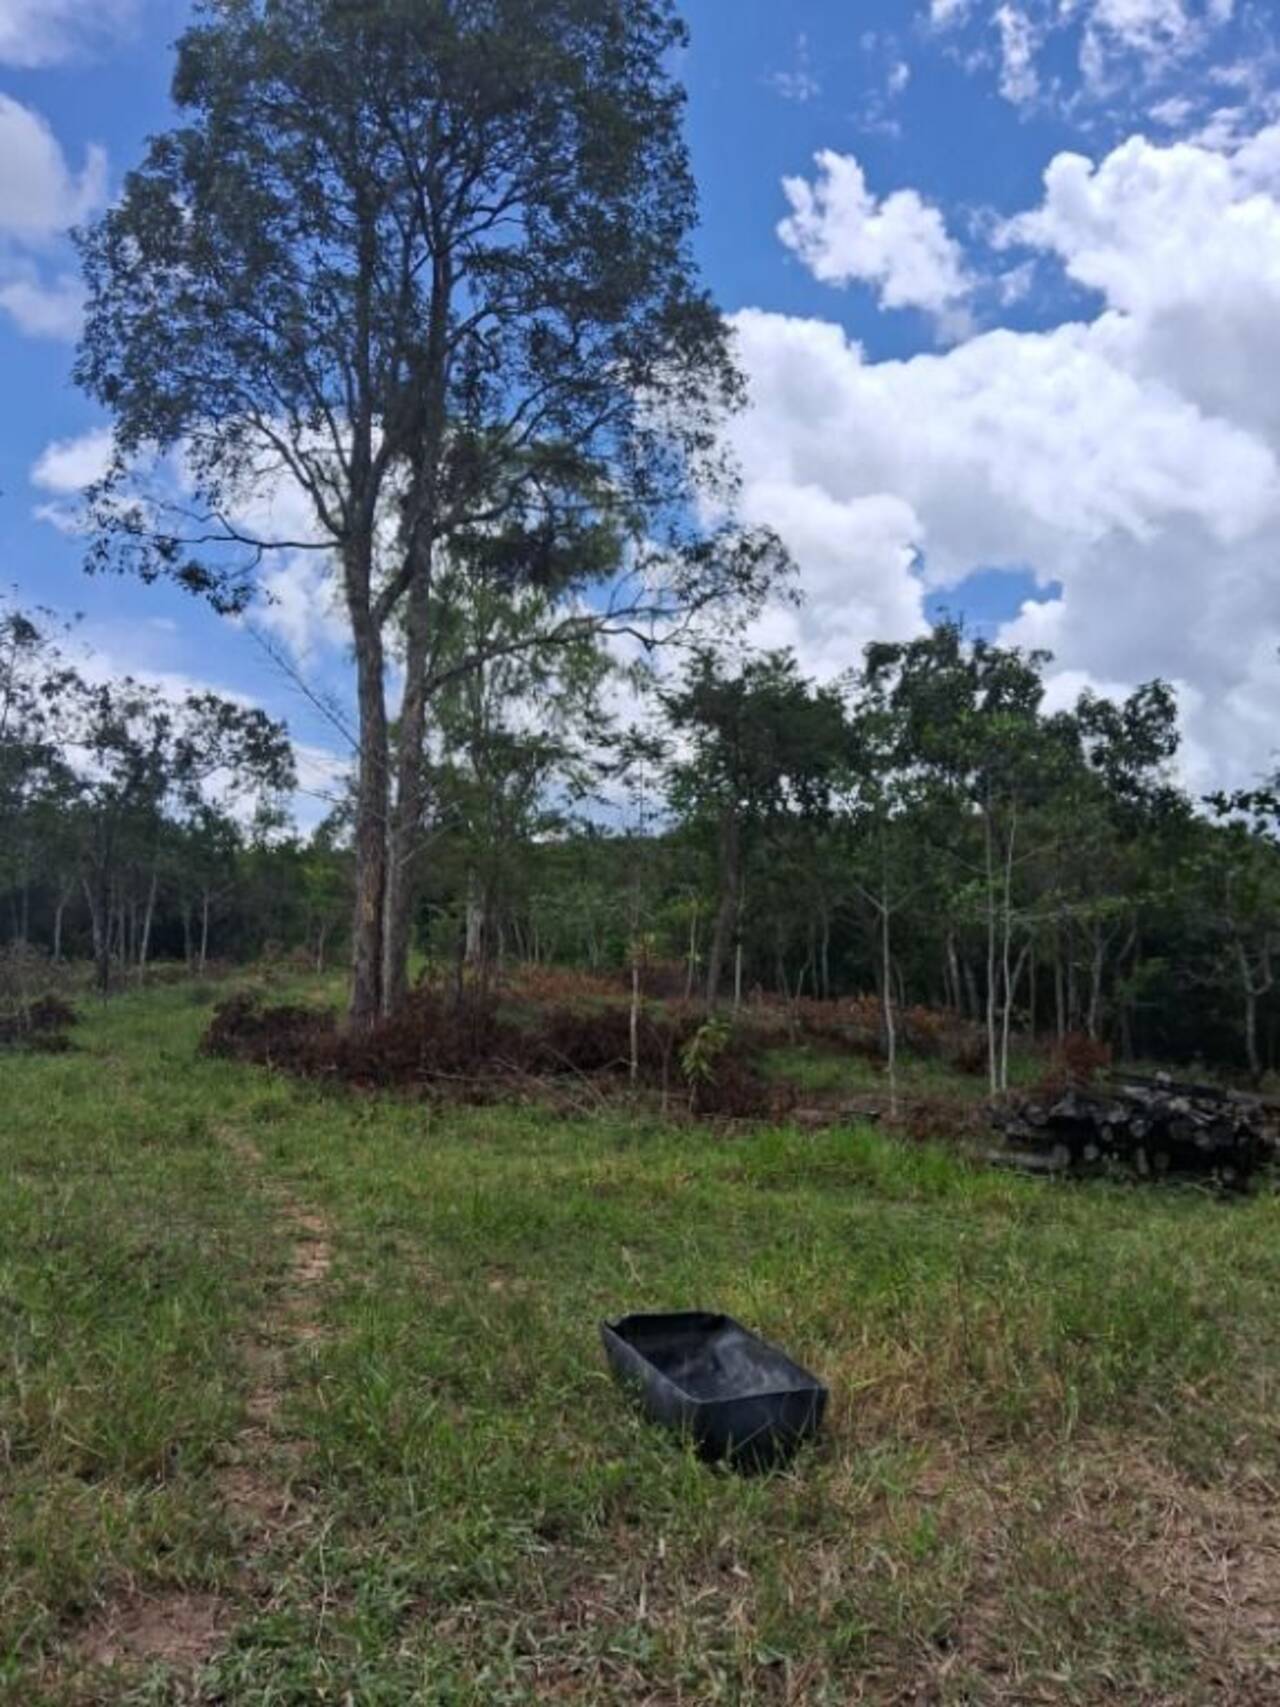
882,901,898,1120
464,871,487,967
1000,942,1029,1093
382,540,434,1013
348,605,389,1030
200,890,211,972
998,812,1018,1091
1086,921,1106,1041
705,807,739,1009
946,934,963,1017
382,253,452,1017
985,806,998,1095
629,957,641,1087
52,875,74,962
138,867,159,979
1244,982,1261,1083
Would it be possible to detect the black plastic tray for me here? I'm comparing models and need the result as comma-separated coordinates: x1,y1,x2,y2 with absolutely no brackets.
601,1310,827,1472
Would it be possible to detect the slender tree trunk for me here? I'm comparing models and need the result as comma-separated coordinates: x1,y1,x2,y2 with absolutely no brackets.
181,902,192,968
706,807,739,1009
465,870,486,966
1237,941,1271,1084
1244,982,1261,1083
138,868,159,979
200,891,211,972
17,860,29,946
946,934,963,1016
985,806,998,1095
52,875,74,962
382,254,452,1017
998,811,1018,1091
685,900,699,1001
1001,942,1030,1093
1086,922,1105,1041
83,873,105,994
629,957,641,1087
1055,943,1066,1042
382,538,433,1013
348,601,389,1030
882,901,898,1120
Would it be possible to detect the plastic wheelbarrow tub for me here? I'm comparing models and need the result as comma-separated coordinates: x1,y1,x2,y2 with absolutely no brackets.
601,1310,827,1472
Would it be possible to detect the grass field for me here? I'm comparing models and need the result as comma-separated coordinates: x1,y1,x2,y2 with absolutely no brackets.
4,981,1280,1704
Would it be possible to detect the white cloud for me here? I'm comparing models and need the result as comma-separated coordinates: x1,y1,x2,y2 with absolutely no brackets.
0,96,106,239
767,33,820,104
779,151,971,319
257,555,348,661
0,0,138,68
733,118,1280,789
31,427,114,494
995,5,1039,105
922,0,1246,114
0,270,84,339
0,96,106,341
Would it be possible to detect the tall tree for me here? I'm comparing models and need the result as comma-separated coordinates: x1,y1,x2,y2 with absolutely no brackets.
663,650,847,1008
76,0,782,1027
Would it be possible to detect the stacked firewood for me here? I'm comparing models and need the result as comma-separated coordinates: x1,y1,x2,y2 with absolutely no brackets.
990,1072,1278,1190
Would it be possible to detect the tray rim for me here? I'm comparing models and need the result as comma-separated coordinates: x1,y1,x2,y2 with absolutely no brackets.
600,1310,828,1407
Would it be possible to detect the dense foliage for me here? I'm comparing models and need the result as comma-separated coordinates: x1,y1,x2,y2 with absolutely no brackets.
7,590,1280,1078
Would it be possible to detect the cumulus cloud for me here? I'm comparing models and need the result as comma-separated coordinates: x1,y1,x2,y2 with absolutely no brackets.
0,0,138,68
0,270,85,339
31,427,115,494
779,151,971,320
732,119,1280,789
0,96,107,340
0,96,106,240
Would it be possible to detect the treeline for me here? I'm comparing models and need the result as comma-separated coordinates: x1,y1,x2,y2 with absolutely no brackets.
8,594,1280,1083
416,624,1280,1086
0,606,317,987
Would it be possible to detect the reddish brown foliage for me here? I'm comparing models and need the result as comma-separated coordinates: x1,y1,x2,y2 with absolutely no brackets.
202,986,784,1118
0,993,78,1050
1036,1031,1114,1093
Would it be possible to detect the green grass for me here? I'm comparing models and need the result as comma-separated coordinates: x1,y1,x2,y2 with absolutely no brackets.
4,981,1280,1703
760,1040,1045,1099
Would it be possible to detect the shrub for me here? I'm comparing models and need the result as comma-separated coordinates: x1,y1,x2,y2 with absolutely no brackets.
202,986,784,1118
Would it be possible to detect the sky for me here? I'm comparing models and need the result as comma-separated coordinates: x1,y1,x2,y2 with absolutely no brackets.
3,0,1280,818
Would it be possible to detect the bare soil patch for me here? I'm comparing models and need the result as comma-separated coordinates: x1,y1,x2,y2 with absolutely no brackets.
74,1590,231,1671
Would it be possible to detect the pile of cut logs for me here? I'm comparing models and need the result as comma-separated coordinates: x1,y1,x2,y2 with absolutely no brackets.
990,1072,1278,1190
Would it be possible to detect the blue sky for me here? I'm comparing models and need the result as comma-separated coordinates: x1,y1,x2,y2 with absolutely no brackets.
3,0,1280,806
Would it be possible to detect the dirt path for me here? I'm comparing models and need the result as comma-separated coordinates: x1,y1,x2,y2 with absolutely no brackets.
71,1132,333,1681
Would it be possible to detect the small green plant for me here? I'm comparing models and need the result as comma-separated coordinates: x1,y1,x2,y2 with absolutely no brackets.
680,1014,732,1106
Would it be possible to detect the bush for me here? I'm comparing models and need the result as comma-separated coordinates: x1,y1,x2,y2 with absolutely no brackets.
202,986,785,1118
0,987,78,1051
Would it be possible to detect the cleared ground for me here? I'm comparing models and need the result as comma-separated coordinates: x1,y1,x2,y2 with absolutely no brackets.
3,980,1280,1704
